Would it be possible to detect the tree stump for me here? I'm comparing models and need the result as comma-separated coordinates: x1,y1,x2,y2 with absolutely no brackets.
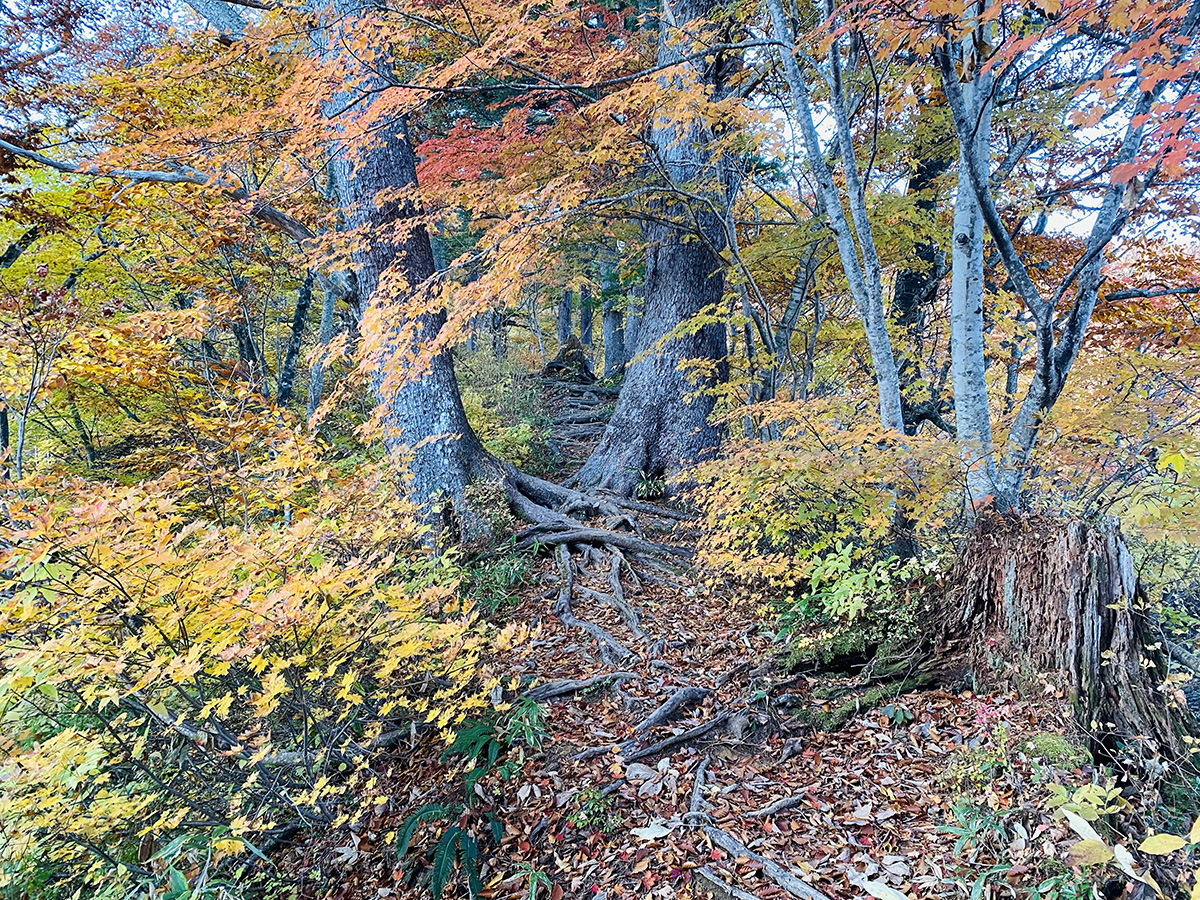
540,335,595,383
935,513,1196,765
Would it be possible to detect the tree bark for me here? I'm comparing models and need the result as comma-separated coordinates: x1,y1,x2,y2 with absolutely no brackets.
932,514,1195,762
575,0,732,494
766,0,904,433
600,255,626,378
948,29,998,503
328,7,494,529
579,284,594,347
277,270,314,405
557,288,573,348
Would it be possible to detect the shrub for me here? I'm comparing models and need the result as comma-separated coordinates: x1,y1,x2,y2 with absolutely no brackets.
0,429,493,898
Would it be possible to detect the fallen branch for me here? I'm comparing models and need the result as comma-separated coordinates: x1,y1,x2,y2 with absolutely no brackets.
523,672,641,703
701,823,831,900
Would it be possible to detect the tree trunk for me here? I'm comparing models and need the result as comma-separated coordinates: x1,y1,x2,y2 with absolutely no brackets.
600,256,626,378
306,278,337,419
948,14,998,504
328,16,494,529
277,270,314,405
933,514,1195,762
624,286,643,361
575,0,732,495
602,299,625,379
579,284,594,347
575,233,727,494
557,288,573,348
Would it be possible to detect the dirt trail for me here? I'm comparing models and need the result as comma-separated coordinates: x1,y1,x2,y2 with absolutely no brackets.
315,395,1100,900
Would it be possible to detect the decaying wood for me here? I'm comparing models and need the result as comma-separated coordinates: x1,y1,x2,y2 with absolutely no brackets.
935,513,1197,762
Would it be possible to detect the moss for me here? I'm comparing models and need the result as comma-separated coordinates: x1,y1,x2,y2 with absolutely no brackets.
792,684,896,732
1020,732,1091,768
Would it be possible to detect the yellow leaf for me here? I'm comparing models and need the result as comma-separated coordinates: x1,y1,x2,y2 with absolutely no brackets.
1140,833,1188,855
1068,840,1115,866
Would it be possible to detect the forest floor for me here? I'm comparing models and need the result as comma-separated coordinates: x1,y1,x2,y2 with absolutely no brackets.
298,378,1164,900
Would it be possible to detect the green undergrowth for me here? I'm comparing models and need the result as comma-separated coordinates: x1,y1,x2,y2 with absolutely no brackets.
458,350,555,473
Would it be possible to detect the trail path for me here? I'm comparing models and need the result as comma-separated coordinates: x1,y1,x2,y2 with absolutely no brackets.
326,377,1093,900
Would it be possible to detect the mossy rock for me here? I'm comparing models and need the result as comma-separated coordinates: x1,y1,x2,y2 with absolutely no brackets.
1019,732,1091,768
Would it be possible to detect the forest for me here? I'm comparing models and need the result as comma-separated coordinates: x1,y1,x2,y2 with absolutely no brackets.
3,0,1200,897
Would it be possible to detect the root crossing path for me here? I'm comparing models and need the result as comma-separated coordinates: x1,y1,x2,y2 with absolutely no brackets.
485,540,1091,900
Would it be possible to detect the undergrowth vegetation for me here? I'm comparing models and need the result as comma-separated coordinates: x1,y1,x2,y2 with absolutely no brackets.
0,407,501,898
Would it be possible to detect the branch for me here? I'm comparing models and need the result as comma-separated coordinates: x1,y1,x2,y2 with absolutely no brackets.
1106,285,1200,301
0,139,315,244
0,226,39,270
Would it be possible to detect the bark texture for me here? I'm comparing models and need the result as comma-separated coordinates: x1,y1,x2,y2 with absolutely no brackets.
329,24,493,525
949,61,997,502
935,514,1194,761
575,0,732,494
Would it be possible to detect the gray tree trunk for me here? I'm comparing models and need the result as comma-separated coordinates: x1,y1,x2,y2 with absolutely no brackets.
600,255,626,378
557,289,573,348
579,284,594,347
329,6,492,526
306,278,337,418
949,50,998,503
576,0,732,494
766,0,904,433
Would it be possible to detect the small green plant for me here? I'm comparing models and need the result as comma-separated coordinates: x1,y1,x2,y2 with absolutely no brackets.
462,546,533,614
942,800,1013,861
566,788,623,834
1044,777,1127,821
635,469,666,501
516,862,554,900
942,722,1012,790
396,702,549,898
1029,868,1095,900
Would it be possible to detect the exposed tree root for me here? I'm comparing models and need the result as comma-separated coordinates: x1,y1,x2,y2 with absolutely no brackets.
553,545,636,666
623,711,734,763
574,699,729,763
579,587,647,640
688,756,831,900
746,794,808,818
632,686,710,734
523,672,642,703
693,866,761,900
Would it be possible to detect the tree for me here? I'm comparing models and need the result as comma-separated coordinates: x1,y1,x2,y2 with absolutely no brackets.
765,0,905,433
934,0,1200,508
574,0,737,494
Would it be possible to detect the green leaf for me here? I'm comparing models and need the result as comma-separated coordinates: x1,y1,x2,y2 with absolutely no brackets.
166,867,190,900
397,803,453,859
460,832,482,897
430,826,461,899
1139,833,1188,855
